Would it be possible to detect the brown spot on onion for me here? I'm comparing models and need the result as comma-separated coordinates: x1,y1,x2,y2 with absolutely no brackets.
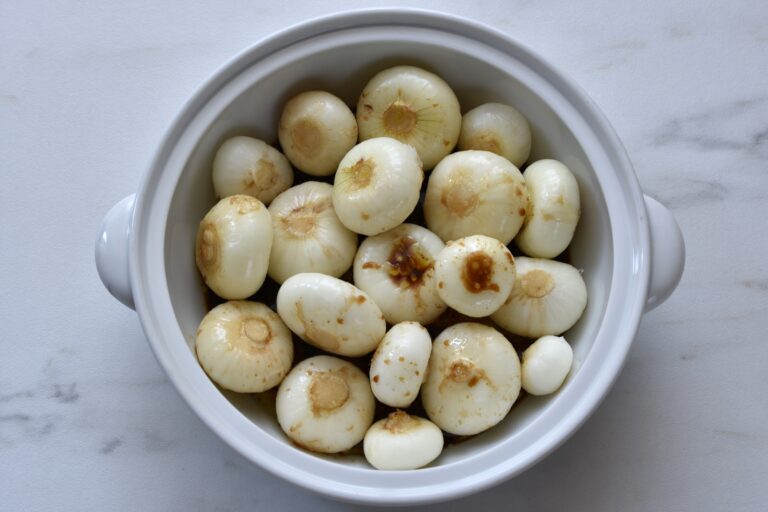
461,251,500,293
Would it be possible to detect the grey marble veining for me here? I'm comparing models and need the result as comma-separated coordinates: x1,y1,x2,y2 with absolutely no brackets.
1,0,767,510
652,96,768,158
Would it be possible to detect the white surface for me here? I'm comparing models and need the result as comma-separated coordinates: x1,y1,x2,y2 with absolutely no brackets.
0,0,766,510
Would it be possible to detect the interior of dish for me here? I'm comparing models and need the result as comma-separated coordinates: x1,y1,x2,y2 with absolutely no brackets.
163,27,612,469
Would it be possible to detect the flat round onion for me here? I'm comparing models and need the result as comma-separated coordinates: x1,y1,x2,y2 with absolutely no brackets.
458,103,532,167
195,301,293,393
421,323,521,435
268,182,357,284
333,137,423,236
356,66,461,170
276,355,375,453
212,136,293,204
353,223,446,324
434,235,516,317
423,150,528,244
490,257,587,338
278,91,357,176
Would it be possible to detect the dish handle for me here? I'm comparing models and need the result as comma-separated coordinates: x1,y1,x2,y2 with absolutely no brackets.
644,194,685,311
95,194,136,309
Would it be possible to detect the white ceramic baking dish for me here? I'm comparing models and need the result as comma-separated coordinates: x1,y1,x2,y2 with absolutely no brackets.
95,9,684,505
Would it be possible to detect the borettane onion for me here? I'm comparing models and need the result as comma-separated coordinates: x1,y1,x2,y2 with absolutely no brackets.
423,150,528,244
421,323,521,436
212,136,293,204
356,66,461,170
195,301,293,393
353,223,446,324
434,235,516,318
458,103,532,167
490,257,587,338
369,322,432,408
268,182,357,284
195,195,272,299
333,137,423,236
276,355,375,453
515,159,581,258
363,411,443,470
278,91,357,176
521,335,573,396
276,273,386,357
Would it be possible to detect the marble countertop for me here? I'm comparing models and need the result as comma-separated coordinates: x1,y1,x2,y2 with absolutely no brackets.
2,0,766,510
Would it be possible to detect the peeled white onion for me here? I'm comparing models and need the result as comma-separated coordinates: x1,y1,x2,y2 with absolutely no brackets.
276,355,375,453
458,103,532,167
268,181,357,284
195,195,272,299
276,273,386,357
421,323,521,435
490,257,587,338
369,322,432,408
333,137,423,236
364,411,443,470
515,159,581,258
356,66,461,170
195,301,293,393
423,150,528,244
353,223,446,324
212,136,293,204
278,91,357,176
434,235,516,318
521,335,574,396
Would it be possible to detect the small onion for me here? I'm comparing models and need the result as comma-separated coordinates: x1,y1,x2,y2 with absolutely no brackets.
490,257,587,338
356,66,461,170
278,91,357,176
458,103,532,167
195,195,272,299
434,235,516,318
353,223,446,324
421,323,521,435
212,136,293,204
515,159,581,258
364,411,444,470
195,301,293,393
276,273,386,357
276,356,375,453
521,335,574,396
423,150,528,244
333,137,423,236
369,322,432,408
268,182,357,284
